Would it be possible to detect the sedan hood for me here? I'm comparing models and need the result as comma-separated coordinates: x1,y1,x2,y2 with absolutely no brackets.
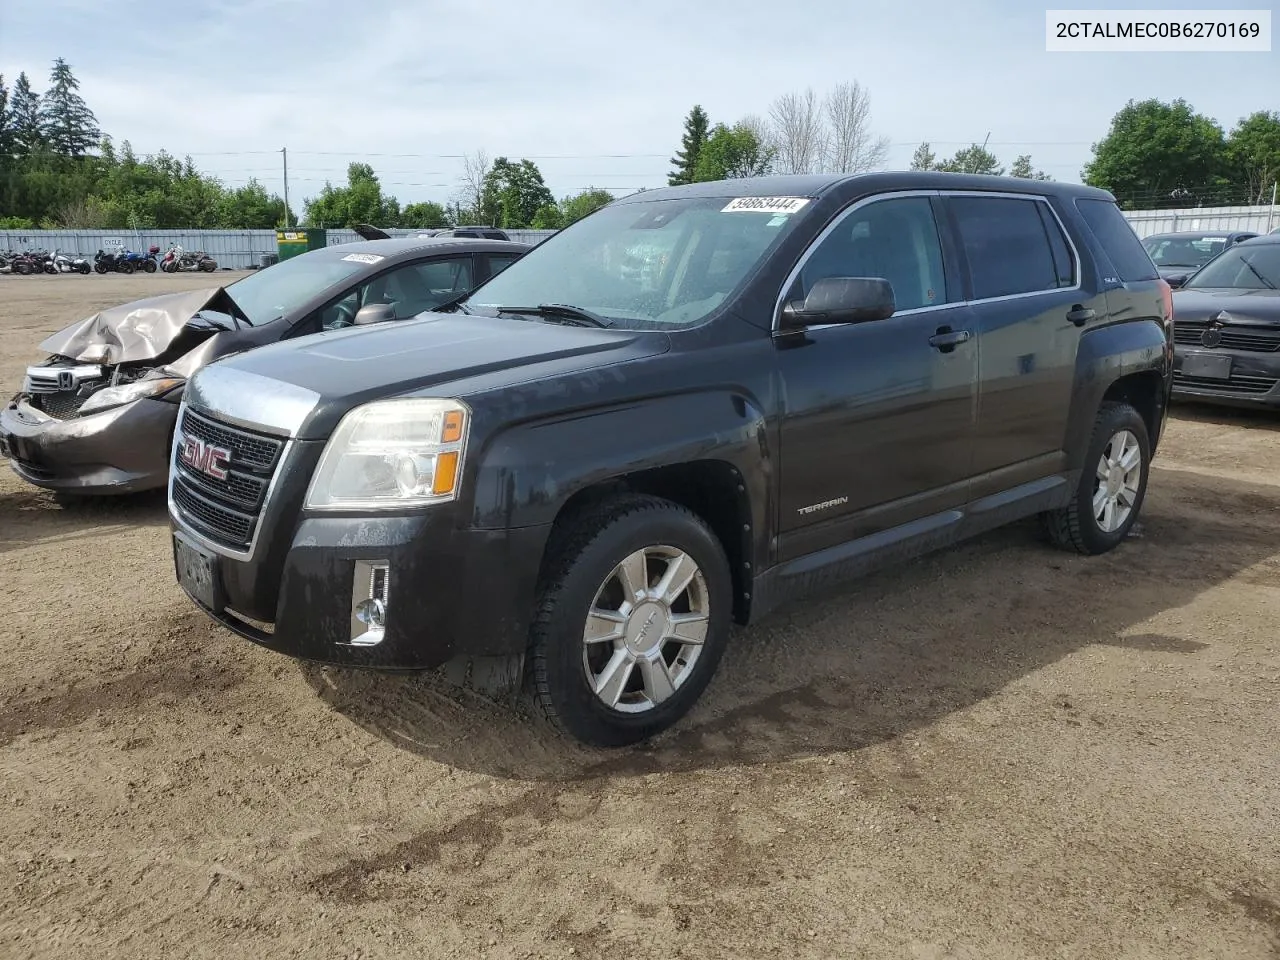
192,312,671,439
39,286,237,364
1173,288,1280,325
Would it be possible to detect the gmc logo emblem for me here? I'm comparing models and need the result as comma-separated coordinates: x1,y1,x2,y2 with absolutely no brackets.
179,435,231,480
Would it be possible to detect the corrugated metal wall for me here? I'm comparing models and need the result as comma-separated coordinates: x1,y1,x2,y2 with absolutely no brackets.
1119,205,1280,238
2,205,1278,267
0,228,559,270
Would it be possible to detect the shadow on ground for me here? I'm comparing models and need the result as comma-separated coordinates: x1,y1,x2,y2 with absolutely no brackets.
300,467,1280,782
0,486,167,555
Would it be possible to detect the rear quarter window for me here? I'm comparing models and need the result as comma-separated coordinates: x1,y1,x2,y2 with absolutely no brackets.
1074,198,1159,282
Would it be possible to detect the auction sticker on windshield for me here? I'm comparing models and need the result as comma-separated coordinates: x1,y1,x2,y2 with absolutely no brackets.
721,197,810,214
342,253,385,264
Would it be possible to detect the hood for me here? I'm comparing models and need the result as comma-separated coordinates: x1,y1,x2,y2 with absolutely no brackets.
196,311,670,439
38,286,239,365
1172,288,1280,326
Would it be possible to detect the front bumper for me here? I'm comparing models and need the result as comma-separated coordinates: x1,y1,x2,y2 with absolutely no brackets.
0,396,178,493
171,505,552,671
1171,347,1280,409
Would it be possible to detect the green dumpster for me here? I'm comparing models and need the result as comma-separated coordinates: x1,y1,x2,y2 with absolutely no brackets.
276,228,327,261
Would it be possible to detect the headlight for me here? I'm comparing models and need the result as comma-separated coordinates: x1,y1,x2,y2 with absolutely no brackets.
304,397,470,510
78,377,184,415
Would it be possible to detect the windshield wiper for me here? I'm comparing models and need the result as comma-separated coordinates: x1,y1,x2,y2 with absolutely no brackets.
496,303,612,328
433,290,473,314
1239,256,1277,290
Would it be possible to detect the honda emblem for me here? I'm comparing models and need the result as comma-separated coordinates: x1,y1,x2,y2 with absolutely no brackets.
57,370,75,390
178,434,231,480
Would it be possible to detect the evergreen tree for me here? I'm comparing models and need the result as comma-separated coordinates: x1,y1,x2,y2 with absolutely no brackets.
9,72,44,155
668,105,710,186
0,75,11,157
39,58,100,156
909,142,938,170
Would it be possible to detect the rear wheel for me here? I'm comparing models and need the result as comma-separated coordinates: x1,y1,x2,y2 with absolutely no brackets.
200,259,217,272
119,261,134,274
529,495,733,747
143,259,157,273
1042,401,1150,555
15,261,31,276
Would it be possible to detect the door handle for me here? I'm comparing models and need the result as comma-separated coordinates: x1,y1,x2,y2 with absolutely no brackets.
928,327,971,351
1066,305,1096,327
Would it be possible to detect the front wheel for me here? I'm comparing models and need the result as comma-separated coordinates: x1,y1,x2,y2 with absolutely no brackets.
94,262,108,274
78,263,90,274
118,261,134,274
199,259,217,272
529,495,733,747
143,259,157,273
1042,401,1151,555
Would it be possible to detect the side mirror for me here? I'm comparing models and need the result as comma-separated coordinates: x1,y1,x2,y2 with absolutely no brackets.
1166,274,1187,289
779,277,896,330
353,303,396,326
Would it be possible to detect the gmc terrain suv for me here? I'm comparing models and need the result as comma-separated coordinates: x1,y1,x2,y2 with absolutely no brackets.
168,173,1173,747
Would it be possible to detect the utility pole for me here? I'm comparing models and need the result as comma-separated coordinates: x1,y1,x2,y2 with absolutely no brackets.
281,147,291,229
970,132,991,174
1268,180,1278,234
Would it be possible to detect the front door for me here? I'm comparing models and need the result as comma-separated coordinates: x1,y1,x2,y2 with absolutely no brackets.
774,193,979,562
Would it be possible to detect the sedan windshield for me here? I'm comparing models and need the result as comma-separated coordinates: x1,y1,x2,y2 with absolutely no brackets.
1184,244,1280,290
222,249,376,324
464,195,808,329
1142,235,1226,268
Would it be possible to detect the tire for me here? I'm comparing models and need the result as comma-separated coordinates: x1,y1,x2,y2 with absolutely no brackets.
200,259,217,272
529,494,733,747
15,261,31,276
1042,401,1150,556
119,261,134,274
143,260,157,273
94,262,108,274
78,263,90,274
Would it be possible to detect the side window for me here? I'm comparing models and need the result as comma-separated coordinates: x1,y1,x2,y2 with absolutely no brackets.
949,196,1063,299
1074,198,1159,282
487,254,521,278
312,256,475,331
794,196,949,311
1036,203,1076,287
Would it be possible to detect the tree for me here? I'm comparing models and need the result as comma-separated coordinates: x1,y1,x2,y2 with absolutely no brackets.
530,203,563,229
217,180,287,229
937,144,1004,175
9,72,44,155
303,162,400,227
1010,154,1051,180
0,75,11,158
1083,98,1228,208
480,157,555,228
559,187,614,225
909,142,938,171
401,200,449,228
454,149,490,223
694,121,775,181
768,88,824,175
39,58,100,157
668,105,710,186
1226,111,1280,204
821,81,889,173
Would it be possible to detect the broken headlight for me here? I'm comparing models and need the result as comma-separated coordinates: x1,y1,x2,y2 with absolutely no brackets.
78,377,184,415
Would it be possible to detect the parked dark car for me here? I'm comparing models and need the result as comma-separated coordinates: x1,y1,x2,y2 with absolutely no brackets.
0,237,530,494
1169,234,1280,409
1141,230,1259,284
167,172,1172,747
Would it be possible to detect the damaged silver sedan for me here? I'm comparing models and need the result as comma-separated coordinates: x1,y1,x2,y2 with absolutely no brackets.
0,237,530,495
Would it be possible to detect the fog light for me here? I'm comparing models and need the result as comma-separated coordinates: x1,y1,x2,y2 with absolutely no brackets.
349,560,390,647
355,597,385,628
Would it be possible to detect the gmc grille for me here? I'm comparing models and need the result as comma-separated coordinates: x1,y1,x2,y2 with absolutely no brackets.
172,407,285,551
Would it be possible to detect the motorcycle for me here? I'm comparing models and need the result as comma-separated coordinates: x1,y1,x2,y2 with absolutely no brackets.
51,250,92,275
94,249,126,274
118,245,160,274
11,250,51,276
160,244,218,273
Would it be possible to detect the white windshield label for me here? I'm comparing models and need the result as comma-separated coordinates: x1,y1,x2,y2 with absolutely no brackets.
342,252,385,264
721,196,810,215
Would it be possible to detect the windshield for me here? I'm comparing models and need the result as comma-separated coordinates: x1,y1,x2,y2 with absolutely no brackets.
464,195,809,329
222,248,375,324
1184,244,1280,290
1142,235,1227,268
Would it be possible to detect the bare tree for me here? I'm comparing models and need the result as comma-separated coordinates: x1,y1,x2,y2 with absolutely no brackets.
821,81,889,174
455,148,490,221
768,88,825,175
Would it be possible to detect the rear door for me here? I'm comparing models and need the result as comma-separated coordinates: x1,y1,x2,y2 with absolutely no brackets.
942,192,1103,496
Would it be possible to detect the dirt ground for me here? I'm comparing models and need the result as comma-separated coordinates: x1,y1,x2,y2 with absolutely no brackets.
1,273,1278,960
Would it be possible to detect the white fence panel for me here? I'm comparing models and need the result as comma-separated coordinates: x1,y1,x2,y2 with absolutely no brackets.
1121,205,1280,237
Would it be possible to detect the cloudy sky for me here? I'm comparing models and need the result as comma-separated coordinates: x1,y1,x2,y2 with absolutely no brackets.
2,0,1276,208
